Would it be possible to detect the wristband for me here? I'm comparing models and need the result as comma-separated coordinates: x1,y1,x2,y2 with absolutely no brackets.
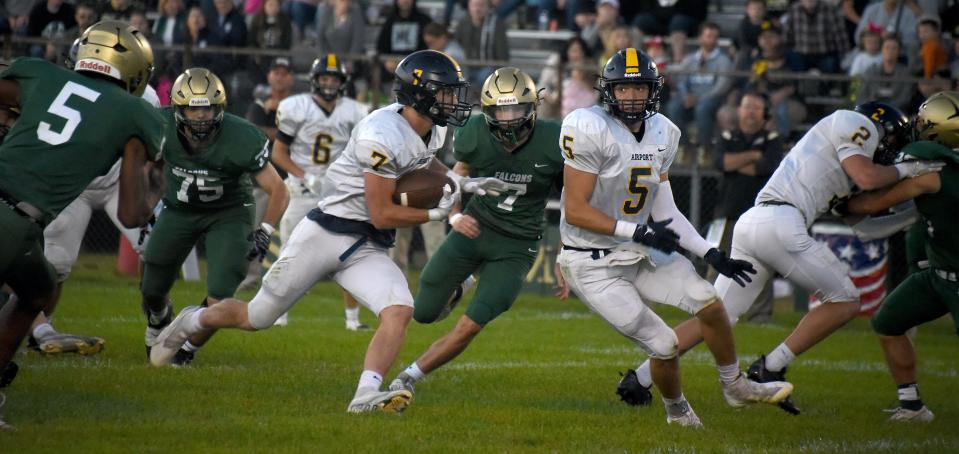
259,223,275,236
448,213,464,226
613,220,638,240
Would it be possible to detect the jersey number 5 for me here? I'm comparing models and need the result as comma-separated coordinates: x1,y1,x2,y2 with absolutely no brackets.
561,135,575,160
313,133,333,164
622,167,651,215
37,81,102,146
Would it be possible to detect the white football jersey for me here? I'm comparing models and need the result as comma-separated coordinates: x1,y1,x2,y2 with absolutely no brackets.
559,106,681,250
319,103,448,222
87,85,162,190
757,110,880,227
276,94,370,178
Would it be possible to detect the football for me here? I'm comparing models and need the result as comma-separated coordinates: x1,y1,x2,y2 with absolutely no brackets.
392,168,453,209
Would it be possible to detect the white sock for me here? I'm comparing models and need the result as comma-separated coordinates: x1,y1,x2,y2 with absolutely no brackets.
635,360,653,388
32,322,56,340
357,370,383,390
662,394,689,417
717,361,741,385
403,363,426,382
182,341,200,353
345,307,360,323
765,344,796,373
186,308,206,333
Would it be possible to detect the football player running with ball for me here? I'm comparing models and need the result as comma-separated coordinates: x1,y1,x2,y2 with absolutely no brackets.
149,50,505,413
630,100,943,415
838,91,959,422
271,54,370,330
0,21,164,417
140,68,289,366
557,48,793,428
388,67,556,400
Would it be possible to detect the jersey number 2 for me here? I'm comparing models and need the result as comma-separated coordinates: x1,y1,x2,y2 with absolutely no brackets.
37,81,102,146
622,167,651,215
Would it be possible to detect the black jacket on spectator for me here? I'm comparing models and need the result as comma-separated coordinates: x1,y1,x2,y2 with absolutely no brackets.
208,8,247,48
27,1,75,37
376,0,431,55
714,128,784,219
250,11,293,50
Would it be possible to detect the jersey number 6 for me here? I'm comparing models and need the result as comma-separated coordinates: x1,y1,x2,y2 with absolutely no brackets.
313,133,333,164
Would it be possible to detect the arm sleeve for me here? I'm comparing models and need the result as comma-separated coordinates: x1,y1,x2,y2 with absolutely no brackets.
356,139,398,178
650,180,713,257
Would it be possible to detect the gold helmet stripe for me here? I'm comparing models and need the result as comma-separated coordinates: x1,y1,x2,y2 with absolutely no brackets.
625,48,640,74
443,53,465,80
326,53,337,70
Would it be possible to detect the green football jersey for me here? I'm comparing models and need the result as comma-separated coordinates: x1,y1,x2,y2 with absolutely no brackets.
902,141,959,270
161,108,269,210
453,116,564,240
0,57,166,225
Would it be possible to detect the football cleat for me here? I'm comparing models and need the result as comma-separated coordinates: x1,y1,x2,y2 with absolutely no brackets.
722,373,793,408
171,348,195,367
436,276,476,322
149,306,201,367
346,320,370,331
347,388,413,414
665,400,703,428
747,355,801,415
37,333,106,356
144,302,173,358
273,312,289,327
389,373,416,396
886,406,935,422
617,369,652,406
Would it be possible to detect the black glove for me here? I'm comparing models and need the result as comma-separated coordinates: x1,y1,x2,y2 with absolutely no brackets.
246,227,271,262
704,248,756,287
632,218,680,254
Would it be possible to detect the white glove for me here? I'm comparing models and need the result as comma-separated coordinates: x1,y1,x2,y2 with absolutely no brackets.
461,177,511,197
895,160,945,179
428,184,460,221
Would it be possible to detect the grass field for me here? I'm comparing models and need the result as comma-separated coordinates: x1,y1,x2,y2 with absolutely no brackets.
2,255,958,453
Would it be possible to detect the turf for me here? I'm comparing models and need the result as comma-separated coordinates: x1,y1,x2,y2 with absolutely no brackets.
2,255,957,453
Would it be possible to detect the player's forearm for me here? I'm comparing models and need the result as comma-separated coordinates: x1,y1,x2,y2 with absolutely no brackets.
369,204,432,230
847,174,939,215
723,150,761,171
564,198,617,236
270,142,305,178
260,186,289,228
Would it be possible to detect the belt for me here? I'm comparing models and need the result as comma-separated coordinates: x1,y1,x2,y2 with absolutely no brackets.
562,245,611,260
758,200,795,208
0,189,43,224
934,269,958,282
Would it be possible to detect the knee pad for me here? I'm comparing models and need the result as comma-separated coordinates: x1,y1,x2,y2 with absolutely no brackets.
620,312,678,360
247,288,285,330
644,329,679,360
44,245,74,280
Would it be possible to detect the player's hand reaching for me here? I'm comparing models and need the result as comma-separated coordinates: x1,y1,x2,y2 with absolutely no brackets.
301,171,321,195
449,212,481,238
461,177,510,196
631,218,680,254
428,184,460,221
894,159,945,179
704,248,756,287
246,224,273,262
553,262,570,300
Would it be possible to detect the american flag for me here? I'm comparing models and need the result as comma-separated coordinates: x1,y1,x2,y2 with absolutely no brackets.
809,223,888,315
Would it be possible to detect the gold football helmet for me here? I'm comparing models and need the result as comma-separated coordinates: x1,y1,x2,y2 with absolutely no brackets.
74,20,154,97
480,67,540,149
170,68,227,147
916,91,959,149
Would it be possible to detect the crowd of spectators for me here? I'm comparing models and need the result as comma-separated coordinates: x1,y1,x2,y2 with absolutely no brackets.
2,0,958,141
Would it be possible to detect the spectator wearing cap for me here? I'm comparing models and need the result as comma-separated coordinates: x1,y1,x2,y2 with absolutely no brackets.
742,21,805,136
423,22,466,64
845,24,883,76
632,0,709,64
455,0,509,87
736,0,769,55
667,21,732,146
857,34,913,110
579,0,621,55
917,15,948,78
153,0,186,46
783,0,850,73
251,0,293,50
856,0,920,53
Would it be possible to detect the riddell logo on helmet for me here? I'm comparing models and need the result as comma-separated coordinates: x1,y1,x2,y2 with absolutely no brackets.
189,98,212,106
496,96,518,105
624,73,642,78
75,59,121,79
